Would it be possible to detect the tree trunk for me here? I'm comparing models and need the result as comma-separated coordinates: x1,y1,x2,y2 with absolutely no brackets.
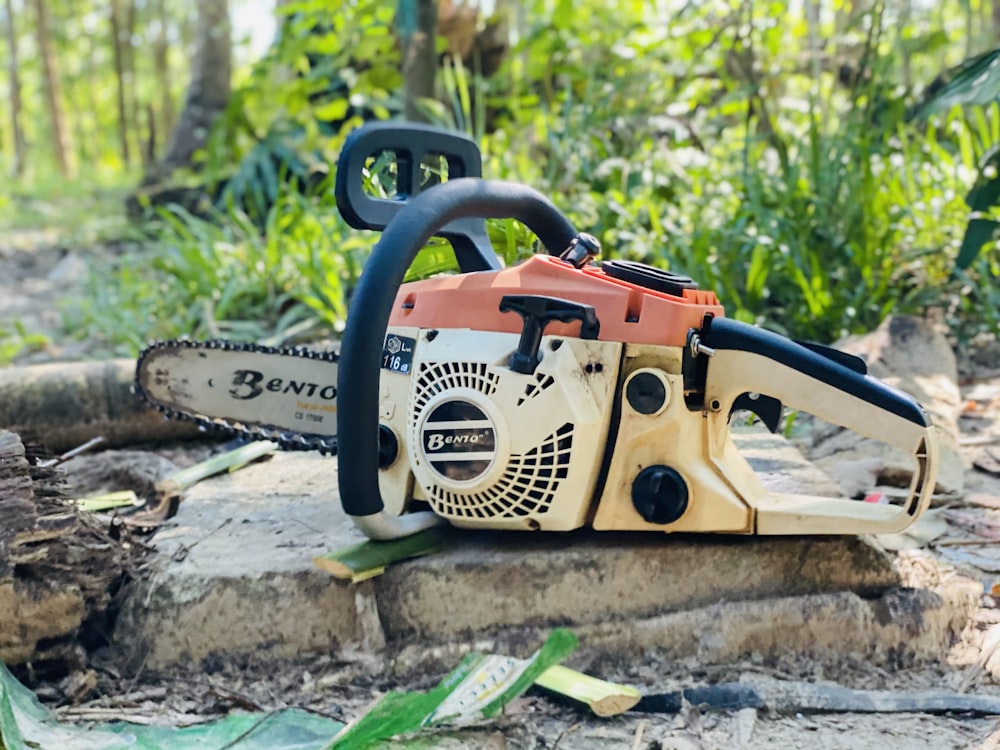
143,102,156,165
178,4,196,74
398,0,438,123
82,28,102,164
31,0,74,178
152,0,174,140
147,0,230,182
0,360,201,452
0,431,130,667
66,72,91,163
3,0,25,177
110,0,131,165
124,0,141,163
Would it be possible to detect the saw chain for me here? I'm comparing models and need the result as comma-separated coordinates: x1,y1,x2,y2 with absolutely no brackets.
134,339,340,454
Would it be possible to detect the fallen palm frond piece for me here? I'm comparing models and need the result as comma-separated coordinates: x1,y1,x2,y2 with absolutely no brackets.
0,628,638,750
123,440,280,527
314,525,454,582
534,664,641,717
328,628,580,749
635,678,1000,716
73,490,139,513
69,442,277,522
161,440,280,494
0,663,343,750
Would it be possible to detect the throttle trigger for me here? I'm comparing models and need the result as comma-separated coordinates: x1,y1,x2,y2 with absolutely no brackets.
730,392,784,434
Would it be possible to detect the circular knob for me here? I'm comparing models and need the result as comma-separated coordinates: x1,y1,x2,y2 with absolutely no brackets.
378,424,399,468
625,369,671,416
631,465,688,525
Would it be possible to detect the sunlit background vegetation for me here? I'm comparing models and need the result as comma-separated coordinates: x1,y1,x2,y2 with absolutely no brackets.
2,0,1000,360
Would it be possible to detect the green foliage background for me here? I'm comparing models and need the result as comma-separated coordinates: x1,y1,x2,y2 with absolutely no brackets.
5,0,1000,356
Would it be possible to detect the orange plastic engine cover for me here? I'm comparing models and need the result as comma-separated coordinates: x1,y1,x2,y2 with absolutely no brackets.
388,256,724,346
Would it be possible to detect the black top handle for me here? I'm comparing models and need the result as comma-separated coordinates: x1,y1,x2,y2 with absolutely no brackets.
336,178,579,522
334,121,502,273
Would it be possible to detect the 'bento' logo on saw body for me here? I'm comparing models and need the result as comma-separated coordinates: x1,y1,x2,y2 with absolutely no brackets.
420,399,497,482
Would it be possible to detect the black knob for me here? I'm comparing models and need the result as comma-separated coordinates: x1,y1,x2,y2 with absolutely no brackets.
626,371,667,415
559,232,602,268
631,465,688,525
499,294,600,374
378,424,399,468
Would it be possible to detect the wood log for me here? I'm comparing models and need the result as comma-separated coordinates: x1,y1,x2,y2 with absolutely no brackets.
0,430,134,667
0,359,202,451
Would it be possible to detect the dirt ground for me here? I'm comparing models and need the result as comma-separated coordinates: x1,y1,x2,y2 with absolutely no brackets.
5,232,1000,748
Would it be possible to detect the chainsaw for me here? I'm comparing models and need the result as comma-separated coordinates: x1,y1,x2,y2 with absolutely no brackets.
135,122,939,541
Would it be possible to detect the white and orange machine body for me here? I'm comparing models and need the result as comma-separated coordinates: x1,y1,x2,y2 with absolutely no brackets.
136,122,938,542
373,253,936,539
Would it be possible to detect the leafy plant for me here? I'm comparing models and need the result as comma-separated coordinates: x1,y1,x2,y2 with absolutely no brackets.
46,0,1000,354
200,0,402,206
471,0,998,343
69,189,366,353
0,322,49,365
916,47,1000,117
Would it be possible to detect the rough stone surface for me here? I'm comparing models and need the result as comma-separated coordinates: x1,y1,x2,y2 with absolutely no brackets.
113,453,375,669
61,450,180,501
390,578,980,677
115,572,378,672
374,533,899,642
731,425,843,497
107,427,962,672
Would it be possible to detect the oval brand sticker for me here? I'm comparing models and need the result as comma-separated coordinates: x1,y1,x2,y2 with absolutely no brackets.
420,399,497,482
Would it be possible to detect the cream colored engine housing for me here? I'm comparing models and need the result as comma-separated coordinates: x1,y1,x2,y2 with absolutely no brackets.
378,330,936,537
590,342,937,535
380,327,621,531
591,343,759,533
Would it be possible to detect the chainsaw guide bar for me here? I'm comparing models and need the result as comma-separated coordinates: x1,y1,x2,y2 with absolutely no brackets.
134,339,339,453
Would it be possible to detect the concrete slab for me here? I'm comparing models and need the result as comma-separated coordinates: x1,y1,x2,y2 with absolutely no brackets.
375,532,897,642
114,428,959,672
114,452,379,671
391,581,980,677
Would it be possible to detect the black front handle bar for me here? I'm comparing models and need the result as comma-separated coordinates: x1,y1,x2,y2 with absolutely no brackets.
336,178,578,518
